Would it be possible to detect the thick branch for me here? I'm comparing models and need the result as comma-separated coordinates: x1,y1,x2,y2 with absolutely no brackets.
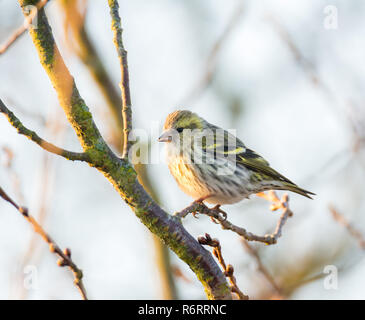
59,0,124,151
18,1,108,152
0,99,89,162
108,0,133,158
16,0,231,299
175,192,293,245
0,186,87,300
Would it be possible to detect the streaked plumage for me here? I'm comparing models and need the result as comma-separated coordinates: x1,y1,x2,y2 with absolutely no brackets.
158,110,314,205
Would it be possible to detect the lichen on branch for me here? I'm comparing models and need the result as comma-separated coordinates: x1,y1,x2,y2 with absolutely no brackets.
12,0,232,300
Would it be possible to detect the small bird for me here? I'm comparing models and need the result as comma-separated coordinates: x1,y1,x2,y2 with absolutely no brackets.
158,110,314,205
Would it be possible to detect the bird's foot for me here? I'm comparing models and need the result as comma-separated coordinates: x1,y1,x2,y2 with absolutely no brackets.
192,211,200,219
191,195,213,218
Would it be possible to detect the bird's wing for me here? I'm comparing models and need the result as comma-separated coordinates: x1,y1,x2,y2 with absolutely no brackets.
200,127,291,182
236,147,295,184
199,129,315,198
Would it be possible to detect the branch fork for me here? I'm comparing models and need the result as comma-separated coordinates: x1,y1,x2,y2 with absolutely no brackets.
198,233,248,300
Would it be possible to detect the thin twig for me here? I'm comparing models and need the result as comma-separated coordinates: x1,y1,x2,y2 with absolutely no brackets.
107,0,133,158
14,0,232,299
18,109,67,299
329,206,365,250
0,0,49,55
180,1,245,105
267,16,322,89
198,233,248,300
175,191,293,245
267,16,349,123
0,186,88,300
241,239,283,297
1,146,25,204
269,17,365,180
0,99,89,162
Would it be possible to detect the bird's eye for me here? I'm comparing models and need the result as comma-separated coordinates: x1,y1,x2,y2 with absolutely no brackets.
176,127,184,133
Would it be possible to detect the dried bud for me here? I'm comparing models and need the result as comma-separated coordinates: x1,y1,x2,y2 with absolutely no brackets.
57,259,67,267
225,264,234,276
19,207,29,217
63,248,71,258
49,243,56,252
198,236,208,245
211,239,220,247
204,233,212,242
282,194,289,203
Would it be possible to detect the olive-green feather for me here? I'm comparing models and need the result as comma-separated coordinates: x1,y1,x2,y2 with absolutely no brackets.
237,148,294,184
200,127,315,199
237,148,315,199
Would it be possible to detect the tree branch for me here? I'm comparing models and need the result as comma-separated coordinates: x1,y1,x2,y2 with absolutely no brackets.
0,186,87,300
0,0,49,55
241,239,283,297
0,99,89,162
59,0,124,151
108,0,133,158
15,0,231,299
179,1,245,105
175,191,293,245
198,233,248,300
329,205,365,250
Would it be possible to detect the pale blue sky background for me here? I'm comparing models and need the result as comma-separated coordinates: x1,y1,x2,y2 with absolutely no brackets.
0,0,364,299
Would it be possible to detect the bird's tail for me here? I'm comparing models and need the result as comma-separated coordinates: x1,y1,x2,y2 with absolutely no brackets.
279,182,315,199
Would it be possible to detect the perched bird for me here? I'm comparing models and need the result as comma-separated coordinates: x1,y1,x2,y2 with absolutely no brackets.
158,110,314,205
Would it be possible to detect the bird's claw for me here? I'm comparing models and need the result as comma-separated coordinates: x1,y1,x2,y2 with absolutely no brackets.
192,211,199,219
210,217,219,224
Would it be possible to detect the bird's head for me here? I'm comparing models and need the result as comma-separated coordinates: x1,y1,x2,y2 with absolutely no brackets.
158,110,206,144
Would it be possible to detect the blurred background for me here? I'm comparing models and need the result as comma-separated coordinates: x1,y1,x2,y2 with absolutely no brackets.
1,0,365,299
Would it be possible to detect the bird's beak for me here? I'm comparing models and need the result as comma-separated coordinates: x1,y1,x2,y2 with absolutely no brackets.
158,129,173,143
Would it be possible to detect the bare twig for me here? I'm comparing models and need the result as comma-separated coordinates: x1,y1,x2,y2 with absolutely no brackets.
14,0,232,299
0,0,49,55
18,109,67,299
59,0,124,151
0,99,89,162
267,16,322,90
267,16,348,122
198,233,248,300
241,239,283,297
329,206,365,250
108,0,133,158
180,2,245,105
1,146,25,204
176,191,293,245
269,17,365,181
171,265,192,284
0,186,88,300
